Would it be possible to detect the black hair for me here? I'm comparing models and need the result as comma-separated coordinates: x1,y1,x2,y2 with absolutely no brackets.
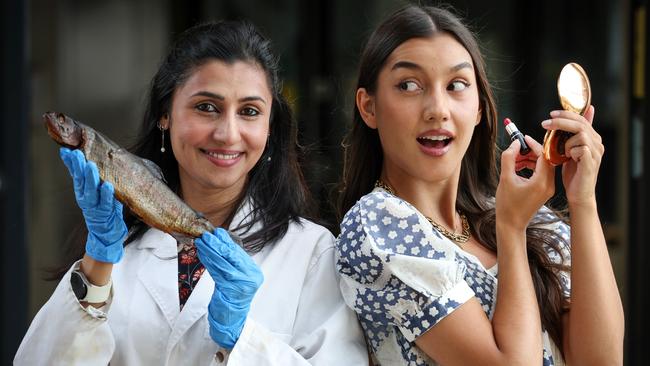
51,20,315,278
127,20,314,252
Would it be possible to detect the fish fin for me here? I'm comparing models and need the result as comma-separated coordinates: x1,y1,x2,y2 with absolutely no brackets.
140,158,167,183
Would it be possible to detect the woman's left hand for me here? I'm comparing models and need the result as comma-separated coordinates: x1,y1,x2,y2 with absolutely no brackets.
542,105,604,207
195,228,264,350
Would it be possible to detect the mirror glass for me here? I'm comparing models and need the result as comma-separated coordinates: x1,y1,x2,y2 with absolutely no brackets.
557,62,591,115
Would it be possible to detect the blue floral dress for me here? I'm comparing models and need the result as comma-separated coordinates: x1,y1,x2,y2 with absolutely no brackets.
336,188,571,366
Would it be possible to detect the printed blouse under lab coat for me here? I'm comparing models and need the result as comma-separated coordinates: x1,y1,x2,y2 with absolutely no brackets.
15,200,368,365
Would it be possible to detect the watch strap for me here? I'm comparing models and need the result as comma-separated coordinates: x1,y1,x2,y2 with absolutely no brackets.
72,269,112,303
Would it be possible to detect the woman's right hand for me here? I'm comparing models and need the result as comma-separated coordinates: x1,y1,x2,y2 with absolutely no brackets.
60,148,127,264
496,136,555,232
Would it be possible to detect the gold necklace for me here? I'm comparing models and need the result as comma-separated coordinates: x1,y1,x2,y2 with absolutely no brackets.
374,180,471,244
424,215,471,244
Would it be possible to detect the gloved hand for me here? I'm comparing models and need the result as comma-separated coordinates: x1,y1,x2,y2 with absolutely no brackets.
195,228,264,349
60,147,128,263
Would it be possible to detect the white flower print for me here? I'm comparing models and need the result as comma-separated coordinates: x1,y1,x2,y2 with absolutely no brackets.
384,198,415,219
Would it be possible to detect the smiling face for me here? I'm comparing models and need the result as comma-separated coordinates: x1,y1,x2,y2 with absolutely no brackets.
162,60,272,198
357,33,482,188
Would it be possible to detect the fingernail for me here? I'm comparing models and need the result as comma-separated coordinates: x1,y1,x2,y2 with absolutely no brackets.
550,111,560,117
541,120,551,128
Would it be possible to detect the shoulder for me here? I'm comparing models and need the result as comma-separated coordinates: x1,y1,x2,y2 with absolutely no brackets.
276,217,337,267
336,191,459,282
341,190,420,228
338,190,450,253
285,217,335,245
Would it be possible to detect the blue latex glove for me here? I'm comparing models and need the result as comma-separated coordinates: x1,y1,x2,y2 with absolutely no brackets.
60,147,128,263
195,228,264,349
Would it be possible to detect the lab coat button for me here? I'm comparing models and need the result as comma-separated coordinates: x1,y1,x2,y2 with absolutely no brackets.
215,351,225,362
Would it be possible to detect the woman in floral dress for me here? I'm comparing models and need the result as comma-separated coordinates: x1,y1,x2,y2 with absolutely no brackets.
335,5,623,366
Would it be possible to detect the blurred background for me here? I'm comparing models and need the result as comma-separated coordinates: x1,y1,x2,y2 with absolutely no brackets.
1,0,647,364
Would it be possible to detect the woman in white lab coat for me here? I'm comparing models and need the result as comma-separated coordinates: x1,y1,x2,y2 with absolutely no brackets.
15,20,368,365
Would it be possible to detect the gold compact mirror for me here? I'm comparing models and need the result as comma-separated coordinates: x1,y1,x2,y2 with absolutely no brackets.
557,63,591,114
543,62,592,165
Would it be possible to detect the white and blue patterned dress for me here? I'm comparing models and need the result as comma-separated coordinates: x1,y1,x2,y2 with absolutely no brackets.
335,188,571,366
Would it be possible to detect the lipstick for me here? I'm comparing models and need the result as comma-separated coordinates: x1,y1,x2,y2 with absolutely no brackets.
503,118,531,155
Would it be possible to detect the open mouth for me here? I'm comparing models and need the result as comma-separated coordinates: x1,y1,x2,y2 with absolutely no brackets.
416,136,453,149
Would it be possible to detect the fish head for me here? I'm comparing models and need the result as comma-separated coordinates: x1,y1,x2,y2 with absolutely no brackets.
43,112,83,148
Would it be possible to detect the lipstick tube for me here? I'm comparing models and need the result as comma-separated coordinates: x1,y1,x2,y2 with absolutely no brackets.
503,118,531,155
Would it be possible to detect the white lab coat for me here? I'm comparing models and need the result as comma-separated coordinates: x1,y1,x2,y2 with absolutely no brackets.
15,201,368,365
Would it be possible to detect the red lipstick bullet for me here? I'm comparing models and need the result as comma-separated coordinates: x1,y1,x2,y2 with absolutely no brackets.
504,118,531,155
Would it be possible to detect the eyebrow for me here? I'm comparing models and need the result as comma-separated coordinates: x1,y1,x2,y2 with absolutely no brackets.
450,61,473,72
390,61,421,71
190,91,267,104
390,60,474,73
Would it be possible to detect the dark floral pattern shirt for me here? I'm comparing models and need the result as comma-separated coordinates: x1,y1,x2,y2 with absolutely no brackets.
177,241,205,310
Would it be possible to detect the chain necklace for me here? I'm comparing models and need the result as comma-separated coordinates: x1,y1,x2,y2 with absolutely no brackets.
374,180,471,244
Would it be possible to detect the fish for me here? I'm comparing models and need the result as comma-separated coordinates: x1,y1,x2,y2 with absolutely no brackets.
44,112,215,241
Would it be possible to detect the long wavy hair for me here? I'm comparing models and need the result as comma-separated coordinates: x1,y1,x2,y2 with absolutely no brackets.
52,20,314,278
336,5,570,355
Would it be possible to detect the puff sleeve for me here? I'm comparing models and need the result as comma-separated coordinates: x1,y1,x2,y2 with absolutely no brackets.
335,191,474,345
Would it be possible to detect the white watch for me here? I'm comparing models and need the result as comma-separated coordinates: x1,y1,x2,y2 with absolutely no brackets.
70,269,112,303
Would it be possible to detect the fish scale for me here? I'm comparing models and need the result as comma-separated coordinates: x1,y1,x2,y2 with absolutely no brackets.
44,112,215,241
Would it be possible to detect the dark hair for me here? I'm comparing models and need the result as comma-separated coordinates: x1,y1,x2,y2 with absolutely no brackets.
52,20,314,277
127,20,314,251
336,5,570,356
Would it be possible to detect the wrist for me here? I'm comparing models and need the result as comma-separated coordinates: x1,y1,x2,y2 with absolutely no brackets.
80,254,113,286
208,312,246,349
496,223,528,254
86,232,125,263
496,215,527,236
72,259,112,304
568,197,597,212
209,291,250,326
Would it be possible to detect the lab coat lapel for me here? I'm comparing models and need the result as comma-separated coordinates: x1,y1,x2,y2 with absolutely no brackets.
166,270,215,352
167,199,259,352
164,198,259,351
136,228,180,329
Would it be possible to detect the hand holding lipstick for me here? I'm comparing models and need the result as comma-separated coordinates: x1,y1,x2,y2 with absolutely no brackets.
513,135,540,172
496,137,555,232
503,118,531,155
541,105,603,207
